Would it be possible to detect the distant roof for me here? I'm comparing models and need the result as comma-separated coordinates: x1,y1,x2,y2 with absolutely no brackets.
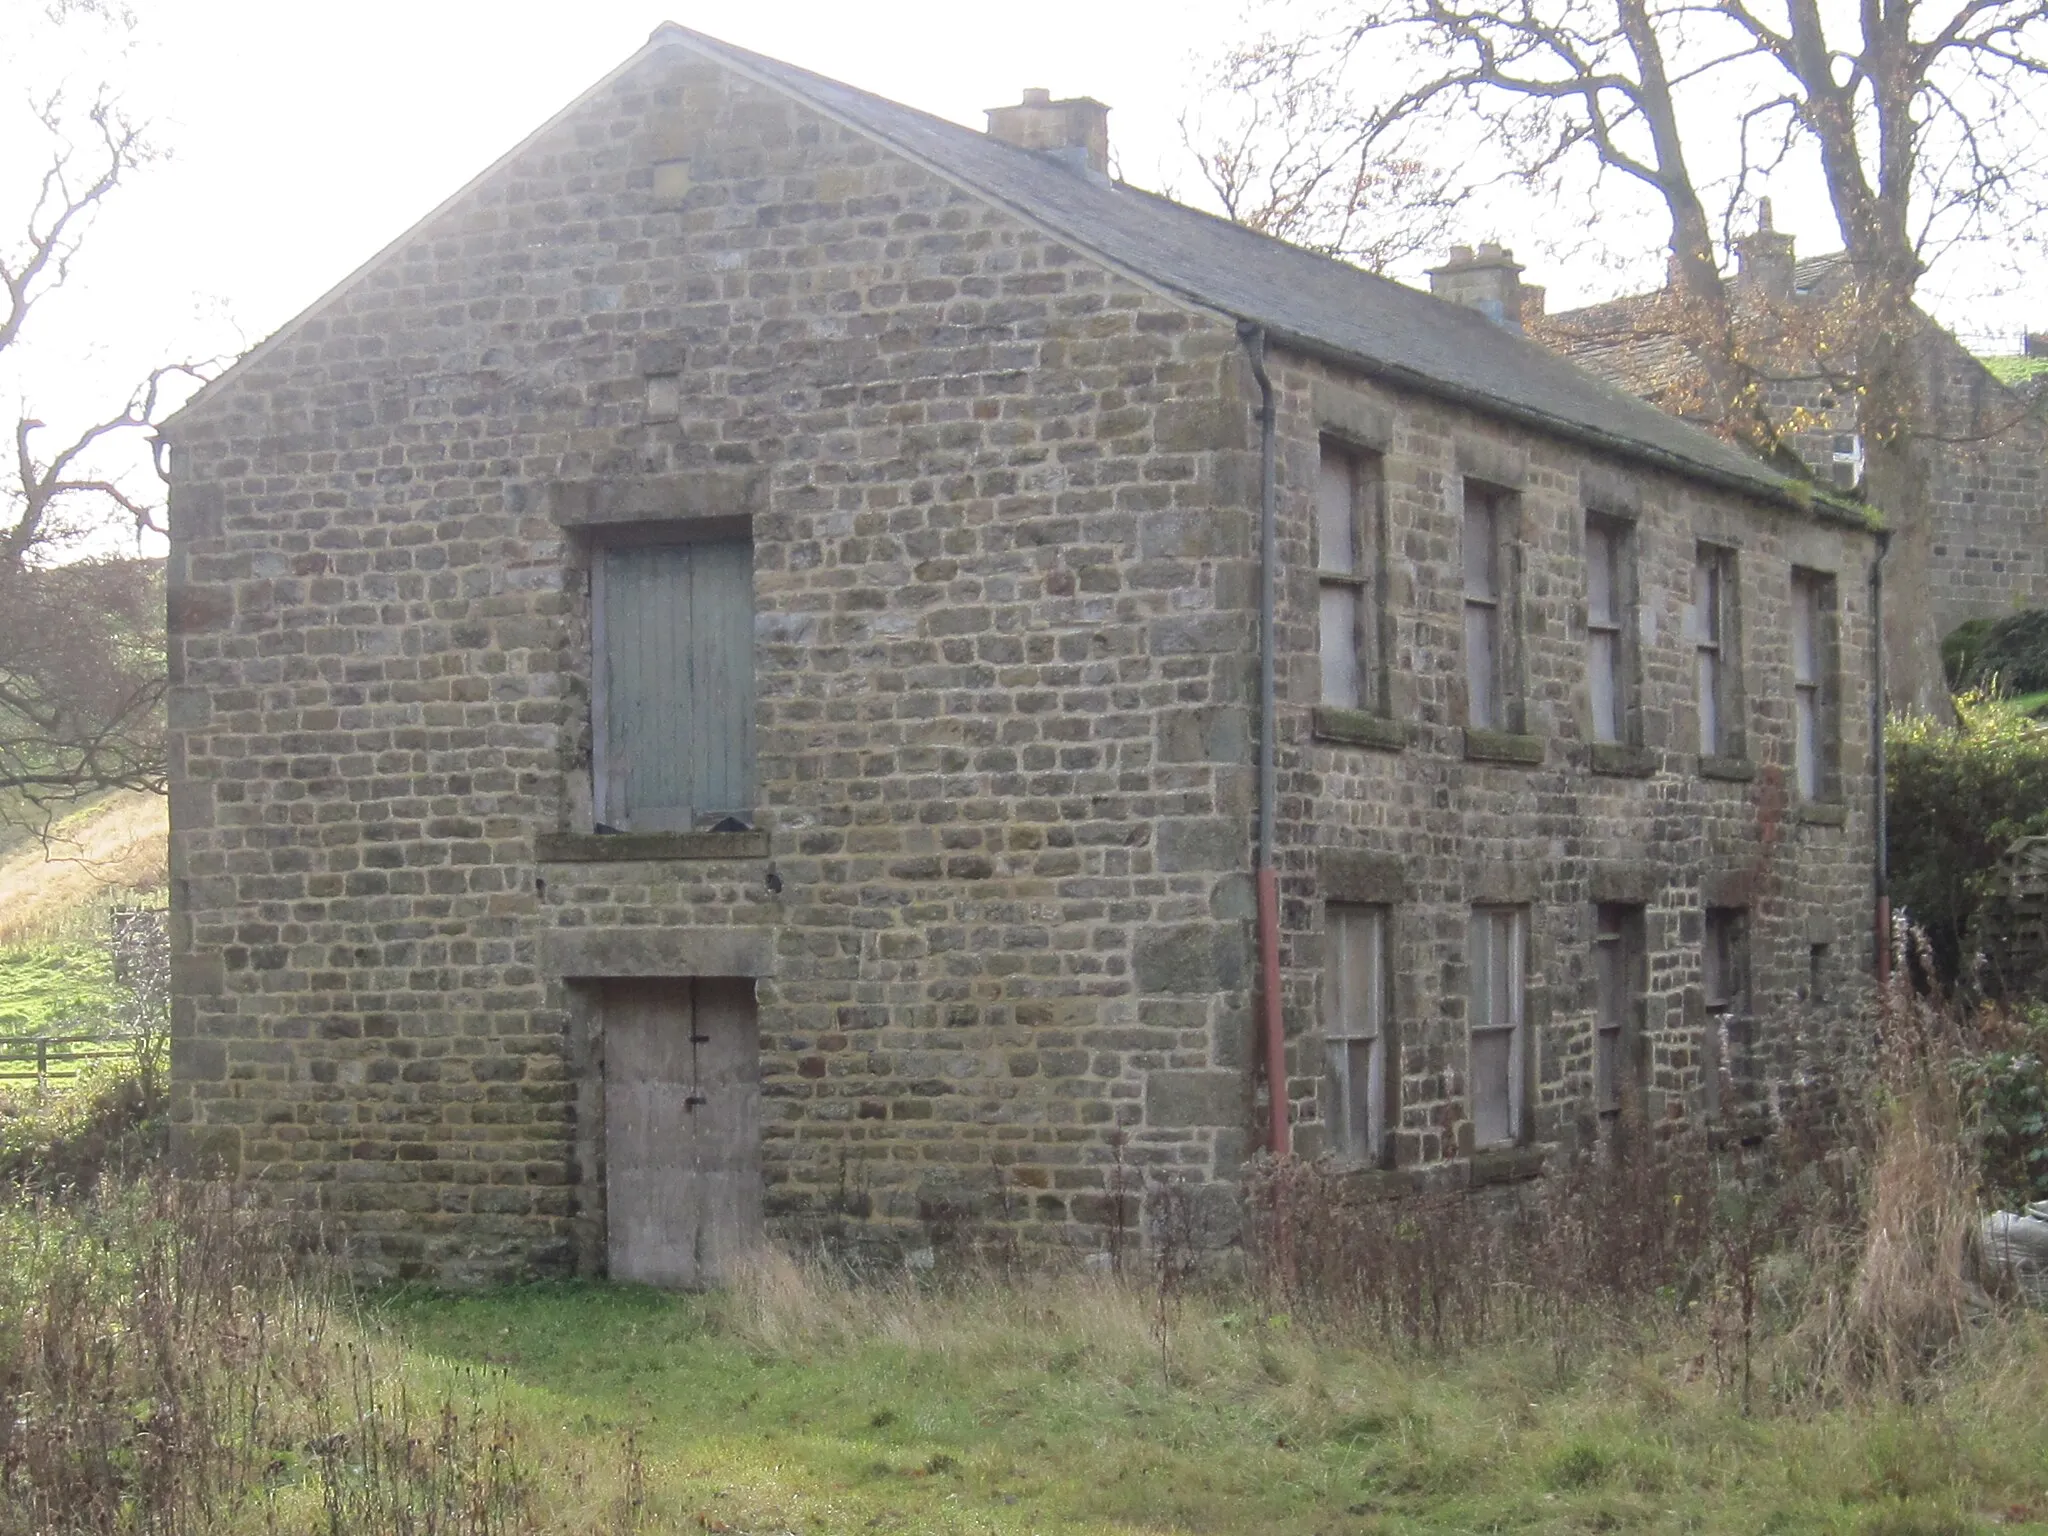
662,25,1803,507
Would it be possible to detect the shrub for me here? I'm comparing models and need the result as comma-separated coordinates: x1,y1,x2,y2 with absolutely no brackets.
0,1051,165,1191
1886,695,2048,989
1941,617,1995,692
1945,608,2048,697
1956,1004,2048,1206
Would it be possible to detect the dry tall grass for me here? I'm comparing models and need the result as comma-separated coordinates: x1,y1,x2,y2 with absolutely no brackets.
0,1180,643,1536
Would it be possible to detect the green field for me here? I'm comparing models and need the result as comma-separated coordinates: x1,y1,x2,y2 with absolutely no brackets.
1982,355,2048,386
0,941,120,1035
369,1268,2048,1535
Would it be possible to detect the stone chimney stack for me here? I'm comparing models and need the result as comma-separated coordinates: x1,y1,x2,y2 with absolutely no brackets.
1735,198,1797,299
1427,242,1526,331
985,89,1111,176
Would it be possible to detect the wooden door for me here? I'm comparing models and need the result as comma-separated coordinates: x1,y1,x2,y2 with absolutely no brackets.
602,978,761,1287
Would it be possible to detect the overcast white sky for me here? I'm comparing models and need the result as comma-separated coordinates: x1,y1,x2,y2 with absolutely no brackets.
4,0,2041,550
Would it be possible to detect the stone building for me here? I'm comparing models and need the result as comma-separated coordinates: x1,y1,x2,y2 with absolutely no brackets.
162,26,1883,1285
1524,212,2048,639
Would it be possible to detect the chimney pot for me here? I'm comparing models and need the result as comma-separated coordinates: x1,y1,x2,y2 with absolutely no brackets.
985,90,1112,177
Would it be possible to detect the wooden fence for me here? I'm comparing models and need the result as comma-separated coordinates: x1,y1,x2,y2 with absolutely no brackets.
0,1032,144,1094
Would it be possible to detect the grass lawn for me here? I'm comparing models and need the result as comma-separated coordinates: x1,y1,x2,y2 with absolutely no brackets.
377,1269,2048,1535
0,940,119,1035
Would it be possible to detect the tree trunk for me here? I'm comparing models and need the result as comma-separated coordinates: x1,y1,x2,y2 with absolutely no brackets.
1858,313,1952,721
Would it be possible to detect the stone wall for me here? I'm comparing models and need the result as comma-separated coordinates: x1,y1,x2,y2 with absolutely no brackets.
166,33,1882,1283
1775,321,2048,640
165,43,1259,1281
1265,357,1878,1173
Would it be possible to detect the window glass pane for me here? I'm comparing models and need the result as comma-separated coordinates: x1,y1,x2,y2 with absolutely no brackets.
1490,912,1516,1031
1791,577,1818,684
1689,557,1719,645
1472,1029,1513,1146
1595,933,1627,1031
1467,913,1493,1030
1463,498,1497,599
1325,1037,1353,1152
1324,1037,1383,1161
1317,449,1357,574
1697,649,1720,755
1465,604,1498,728
1320,585,1362,708
1796,690,1820,799
1586,523,1616,627
1596,1026,1622,1113
1358,908,1384,1040
1704,910,1743,1010
1326,906,1388,1161
1590,632,1620,743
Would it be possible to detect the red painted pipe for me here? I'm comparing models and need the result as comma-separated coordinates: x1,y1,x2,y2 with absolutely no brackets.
1257,866,1290,1156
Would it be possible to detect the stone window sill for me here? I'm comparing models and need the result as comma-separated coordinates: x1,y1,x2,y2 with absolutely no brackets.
1463,728,1545,767
1328,1162,1420,1199
1697,754,1756,782
535,830,769,862
1468,1145,1547,1186
1588,741,1658,778
1313,706,1410,752
1796,802,1848,827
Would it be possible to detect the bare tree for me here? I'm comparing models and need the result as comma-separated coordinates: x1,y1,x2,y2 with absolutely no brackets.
1205,0,2048,714
1182,34,1469,273
1,10,212,827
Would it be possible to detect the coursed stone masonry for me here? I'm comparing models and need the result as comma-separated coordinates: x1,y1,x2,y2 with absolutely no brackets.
165,30,1881,1282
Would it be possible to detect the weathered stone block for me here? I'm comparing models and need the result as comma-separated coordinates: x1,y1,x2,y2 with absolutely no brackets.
1144,1071,1242,1128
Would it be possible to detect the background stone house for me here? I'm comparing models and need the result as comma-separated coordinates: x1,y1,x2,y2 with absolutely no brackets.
1515,216,2048,639
162,26,1882,1285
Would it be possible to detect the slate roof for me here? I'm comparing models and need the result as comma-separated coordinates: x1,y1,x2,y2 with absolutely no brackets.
169,23,1823,512
662,25,1803,507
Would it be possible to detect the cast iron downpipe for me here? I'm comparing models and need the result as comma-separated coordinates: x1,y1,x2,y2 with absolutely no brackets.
1871,528,1892,986
1238,321,1290,1158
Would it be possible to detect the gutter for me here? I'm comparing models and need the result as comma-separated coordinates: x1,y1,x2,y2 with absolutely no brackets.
1871,528,1892,985
1238,321,1290,1159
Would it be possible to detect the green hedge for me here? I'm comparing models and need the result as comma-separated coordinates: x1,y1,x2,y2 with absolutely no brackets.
1887,694,2048,988
1943,609,2048,696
